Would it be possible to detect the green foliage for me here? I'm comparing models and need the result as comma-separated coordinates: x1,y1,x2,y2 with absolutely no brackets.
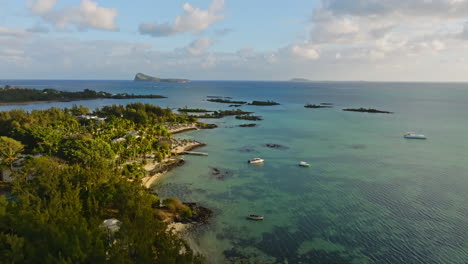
0,156,203,263
0,136,24,168
65,104,90,115
58,137,114,168
0,104,207,263
122,163,146,179
163,197,193,218
0,86,166,103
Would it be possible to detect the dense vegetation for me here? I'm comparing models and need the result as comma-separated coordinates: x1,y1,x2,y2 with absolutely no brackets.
0,103,204,263
0,85,166,104
342,108,393,114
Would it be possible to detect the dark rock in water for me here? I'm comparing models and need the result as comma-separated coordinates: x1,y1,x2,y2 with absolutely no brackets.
350,144,366,150
198,123,218,129
210,167,233,180
229,104,242,107
264,143,288,150
183,203,213,224
238,147,257,153
239,123,257,127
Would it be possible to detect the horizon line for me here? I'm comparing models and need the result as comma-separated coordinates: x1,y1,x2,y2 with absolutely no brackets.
1,78,468,84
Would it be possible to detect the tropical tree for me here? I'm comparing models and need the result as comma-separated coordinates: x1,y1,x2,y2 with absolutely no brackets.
0,136,24,169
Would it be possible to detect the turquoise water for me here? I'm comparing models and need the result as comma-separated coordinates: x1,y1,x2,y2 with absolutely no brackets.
2,80,468,263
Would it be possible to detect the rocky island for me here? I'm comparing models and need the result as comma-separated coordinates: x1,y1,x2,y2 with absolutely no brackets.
305,103,333,108
248,100,280,106
343,108,393,114
134,72,189,83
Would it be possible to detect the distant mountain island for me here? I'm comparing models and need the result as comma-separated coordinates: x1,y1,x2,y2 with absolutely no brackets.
134,73,189,83
290,78,311,82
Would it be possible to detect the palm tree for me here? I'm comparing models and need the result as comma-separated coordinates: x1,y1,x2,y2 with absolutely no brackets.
0,136,24,169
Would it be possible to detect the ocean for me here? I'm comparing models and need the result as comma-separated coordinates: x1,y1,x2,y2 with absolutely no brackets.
1,80,468,263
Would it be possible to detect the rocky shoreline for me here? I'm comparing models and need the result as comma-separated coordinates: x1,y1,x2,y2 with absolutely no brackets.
140,123,213,238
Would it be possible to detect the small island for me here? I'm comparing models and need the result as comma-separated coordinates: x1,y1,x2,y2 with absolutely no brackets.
239,123,257,127
304,104,333,109
191,109,252,119
0,85,166,105
248,100,280,106
207,98,247,104
134,73,189,83
235,115,263,121
343,108,393,114
290,78,311,82
177,107,214,113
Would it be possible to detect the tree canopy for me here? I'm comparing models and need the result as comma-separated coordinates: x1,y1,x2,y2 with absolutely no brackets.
0,104,204,263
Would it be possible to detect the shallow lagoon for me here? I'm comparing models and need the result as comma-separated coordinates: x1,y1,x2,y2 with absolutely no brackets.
2,80,468,263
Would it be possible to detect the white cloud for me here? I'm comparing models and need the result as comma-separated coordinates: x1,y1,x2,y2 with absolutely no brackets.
289,43,320,60
300,0,468,63
460,22,468,39
139,0,225,37
187,37,213,55
28,0,57,15
28,0,118,31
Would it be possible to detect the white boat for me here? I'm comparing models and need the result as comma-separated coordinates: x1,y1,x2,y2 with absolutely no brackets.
404,132,427,139
299,161,310,167
246,214,264,220
248,158,264,164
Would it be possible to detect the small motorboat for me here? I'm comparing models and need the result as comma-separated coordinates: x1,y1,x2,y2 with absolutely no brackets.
404,132,427,139
248,158,264,164
299,161,310,167
247,214,264,220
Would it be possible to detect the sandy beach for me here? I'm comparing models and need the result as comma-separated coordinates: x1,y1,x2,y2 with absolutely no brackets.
166,123,199,134
141,124,206,189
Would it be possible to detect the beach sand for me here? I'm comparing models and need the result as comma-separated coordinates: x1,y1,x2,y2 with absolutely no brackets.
141,125,206,188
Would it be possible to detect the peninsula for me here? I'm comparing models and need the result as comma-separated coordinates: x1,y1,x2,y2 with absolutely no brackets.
134,73,189,83
0,85,166,105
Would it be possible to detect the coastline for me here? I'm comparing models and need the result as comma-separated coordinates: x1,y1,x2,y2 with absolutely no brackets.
141,124,207,189
0,99,85,106
167,123,199,134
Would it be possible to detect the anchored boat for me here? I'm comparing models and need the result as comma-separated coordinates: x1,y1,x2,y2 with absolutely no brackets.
404,132,427,139
299,161,310,167
247,214,264,220
248,158,264,164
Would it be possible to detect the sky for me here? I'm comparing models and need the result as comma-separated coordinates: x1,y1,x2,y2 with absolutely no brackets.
1,0,468,81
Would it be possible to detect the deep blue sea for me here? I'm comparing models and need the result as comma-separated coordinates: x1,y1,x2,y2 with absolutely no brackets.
1,80,468,263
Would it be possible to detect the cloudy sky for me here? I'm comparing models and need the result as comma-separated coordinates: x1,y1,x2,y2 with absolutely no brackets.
1,0,468,81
